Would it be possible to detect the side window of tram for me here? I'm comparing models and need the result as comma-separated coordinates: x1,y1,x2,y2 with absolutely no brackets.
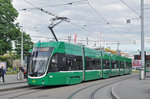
85,57,101,70
66,55,82,71
120,61,124,69
111,61,117,69
95,58,101,69
125,62,127,69
116,61,119,69
103,60,110,69
129,63,132,68
48,53,66,72
126,62,130,68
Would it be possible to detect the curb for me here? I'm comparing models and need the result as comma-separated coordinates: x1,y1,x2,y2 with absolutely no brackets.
0,85,29,92
0,81,27,86
111,83,120,99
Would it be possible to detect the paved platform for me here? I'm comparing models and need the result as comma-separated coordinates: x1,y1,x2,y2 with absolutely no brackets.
0,74,27,85
114,74,150,99
0,74,28,91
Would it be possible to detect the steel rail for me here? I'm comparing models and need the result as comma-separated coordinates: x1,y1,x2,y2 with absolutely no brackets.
68,74,137,99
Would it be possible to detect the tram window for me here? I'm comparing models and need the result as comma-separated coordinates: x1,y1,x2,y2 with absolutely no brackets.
75,56,83,70
118,61,120,69
47,53,83,73
95,58,101,69
85,57,101,70
66,54,82,71
103,60,110,69
120,61,124,69
126,62,131,68
111,61,117,69
125,62,127,68
129,63,132,68
116,61,119,69
126,62,129,68
85,57,93,70
48,53,66,73
126,62,131,69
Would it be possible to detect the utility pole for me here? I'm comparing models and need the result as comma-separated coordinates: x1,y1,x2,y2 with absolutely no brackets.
68,34,71,43
117,42,120,51
140,0,145,80
86,35,88,45
20,26,24,68
117,42,120,55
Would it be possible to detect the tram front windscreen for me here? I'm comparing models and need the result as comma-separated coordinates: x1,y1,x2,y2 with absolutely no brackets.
28,47,54,77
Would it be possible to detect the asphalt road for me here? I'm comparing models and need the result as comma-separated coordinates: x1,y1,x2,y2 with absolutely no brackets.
0,74,135,99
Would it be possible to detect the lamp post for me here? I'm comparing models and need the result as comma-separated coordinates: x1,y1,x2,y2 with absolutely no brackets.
140,0,145,80
20,26,24,68
126,0,145,80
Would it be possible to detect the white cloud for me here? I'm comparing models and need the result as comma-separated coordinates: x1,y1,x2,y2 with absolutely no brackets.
101,4,126,11
12,0,150,52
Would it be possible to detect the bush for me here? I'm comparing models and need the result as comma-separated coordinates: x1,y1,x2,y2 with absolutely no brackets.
6,67,19,75
132,70,139,73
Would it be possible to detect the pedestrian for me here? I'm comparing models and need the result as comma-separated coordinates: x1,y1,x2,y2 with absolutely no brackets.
0,68,1,82
18,67,24,80
0,66,5,82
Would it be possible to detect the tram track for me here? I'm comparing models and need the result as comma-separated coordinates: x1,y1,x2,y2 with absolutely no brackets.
0,84,70,99
0,74,137,99
90,77,132,99
68,74,137,99
0,86,52,99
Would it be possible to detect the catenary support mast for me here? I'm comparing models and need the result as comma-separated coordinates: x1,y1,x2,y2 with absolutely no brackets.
140,0,145,80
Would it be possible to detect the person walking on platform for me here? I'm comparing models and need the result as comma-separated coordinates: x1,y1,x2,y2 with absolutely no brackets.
0,68,1,82
0,66,5,82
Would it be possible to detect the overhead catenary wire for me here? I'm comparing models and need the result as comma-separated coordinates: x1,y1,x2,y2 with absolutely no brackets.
31,35,133,44
24,25,137,46
22,0,136,46
67,22,107,41
119,0,140,16
86,0,135,44
23,0,58,17
23,0,107,42
38,0,88,8
20,0,88,11
28,26,114,44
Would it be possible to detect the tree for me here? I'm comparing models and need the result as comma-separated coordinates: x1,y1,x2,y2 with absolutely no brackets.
0,0,19,55
15,32,34,58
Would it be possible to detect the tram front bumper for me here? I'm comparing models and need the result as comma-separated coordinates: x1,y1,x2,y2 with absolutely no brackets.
28,77,49,86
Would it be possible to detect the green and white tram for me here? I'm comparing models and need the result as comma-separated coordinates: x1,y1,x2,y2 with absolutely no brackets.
28,41,132,86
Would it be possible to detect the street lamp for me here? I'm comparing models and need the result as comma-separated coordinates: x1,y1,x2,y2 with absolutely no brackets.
140,0,145,80
20,26,24,68
126,0,145,80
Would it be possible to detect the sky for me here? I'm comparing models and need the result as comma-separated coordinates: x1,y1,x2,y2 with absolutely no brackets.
12,0,150,53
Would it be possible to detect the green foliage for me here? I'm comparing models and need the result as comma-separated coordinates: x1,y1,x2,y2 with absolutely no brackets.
6,67,19,75
0,0,34,58
0,56,12,68
15,32,34,58
0,0,19,55
132,70,139,73
1,54,12,58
